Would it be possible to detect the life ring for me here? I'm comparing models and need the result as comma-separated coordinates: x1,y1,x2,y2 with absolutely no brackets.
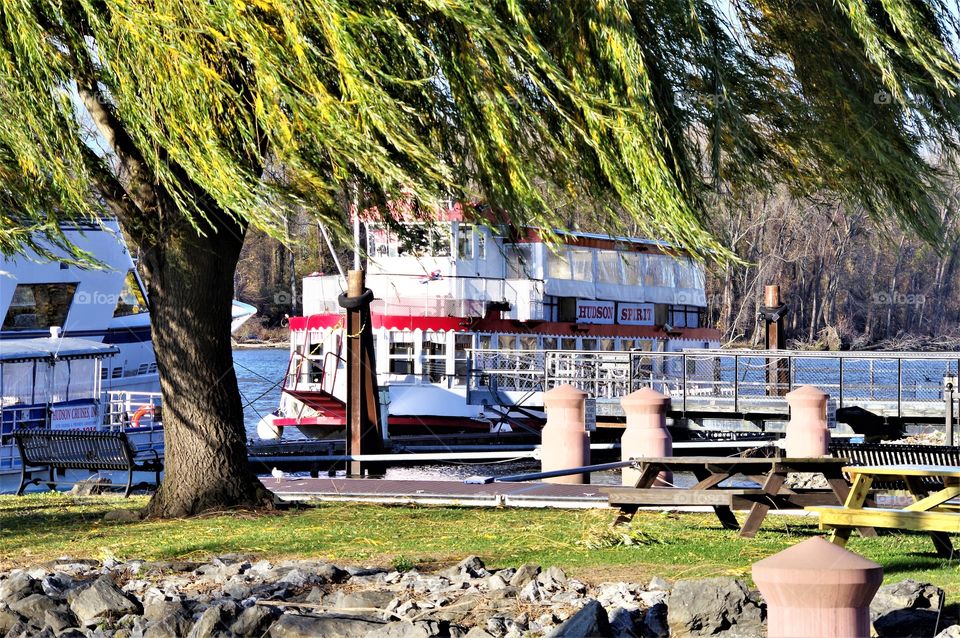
130,405,155,428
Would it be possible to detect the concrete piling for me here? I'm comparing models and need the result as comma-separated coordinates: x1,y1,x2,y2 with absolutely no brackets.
620,387,672,486
784,385,830,457
541,385,590,484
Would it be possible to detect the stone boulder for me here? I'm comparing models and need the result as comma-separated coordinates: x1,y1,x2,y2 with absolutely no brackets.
871,579,944,638
545,600,612,638
68,575,142,624
267,612,387,638
667,578,765,638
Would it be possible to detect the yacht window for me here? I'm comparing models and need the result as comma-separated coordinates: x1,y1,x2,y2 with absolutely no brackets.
422,332,446,383
457,225,474,260
541,337,557,350
547,248,571,279
599,338,615,351
675,258,699,289
113,270,148,317
581,338,597,350
651,255,676,287
388,332,415,375
477,231,487,259
498,334,517,350
520,335,537,350
596,251,623,284
368,225,398,258
454,334,473,385
505,244,533,278
397,223,451,257
2,283,77,331
477,334,492,350
570,249,593,280
560,338,577,350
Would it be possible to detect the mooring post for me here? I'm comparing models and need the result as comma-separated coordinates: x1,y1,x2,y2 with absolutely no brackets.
784,385,830,457
339,269,384,476
760,284,790,396
540,385,590,484
945,376,956,446
620,387,672,487
753,536,882,638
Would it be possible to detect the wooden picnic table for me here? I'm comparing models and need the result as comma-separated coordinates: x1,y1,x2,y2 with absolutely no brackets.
603,455,855,538
808,464,960,558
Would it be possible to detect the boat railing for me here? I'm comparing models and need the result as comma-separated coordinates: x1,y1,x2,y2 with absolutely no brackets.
103,390,165,451
468,348,960,420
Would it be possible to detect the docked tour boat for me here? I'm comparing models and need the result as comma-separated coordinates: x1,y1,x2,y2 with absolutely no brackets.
0,332,163,489
259,206,720,440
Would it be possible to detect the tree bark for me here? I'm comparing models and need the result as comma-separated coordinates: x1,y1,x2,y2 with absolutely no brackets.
140,212,273,518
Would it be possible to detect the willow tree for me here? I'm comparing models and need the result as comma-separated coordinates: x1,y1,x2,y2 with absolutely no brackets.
1,1,959,516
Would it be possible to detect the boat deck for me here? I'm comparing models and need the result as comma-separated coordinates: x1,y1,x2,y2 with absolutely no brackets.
269,477,609,509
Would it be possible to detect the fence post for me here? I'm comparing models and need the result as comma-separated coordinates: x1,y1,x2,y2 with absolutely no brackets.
753,536,882,638
540,385,590,484
784,385,830,457
620,387,672,487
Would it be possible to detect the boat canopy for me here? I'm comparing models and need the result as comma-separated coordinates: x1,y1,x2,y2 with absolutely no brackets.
0,337,119,363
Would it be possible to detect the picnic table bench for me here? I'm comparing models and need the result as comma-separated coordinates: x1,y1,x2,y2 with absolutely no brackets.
602,456,856,537
808,464,960,558
13,430,163,497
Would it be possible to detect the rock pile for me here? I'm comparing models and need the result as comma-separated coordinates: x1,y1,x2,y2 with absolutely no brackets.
0,555,954,637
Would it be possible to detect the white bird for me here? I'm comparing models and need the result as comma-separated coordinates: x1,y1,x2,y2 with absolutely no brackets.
271,467,285,484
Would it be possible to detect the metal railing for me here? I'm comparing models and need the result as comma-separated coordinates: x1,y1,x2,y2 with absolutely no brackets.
467,348,960,420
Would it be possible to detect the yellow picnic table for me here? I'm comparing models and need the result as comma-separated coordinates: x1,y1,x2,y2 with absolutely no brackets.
807,464,960,558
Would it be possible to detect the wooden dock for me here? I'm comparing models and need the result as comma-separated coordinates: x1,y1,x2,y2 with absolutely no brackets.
269,477,609,509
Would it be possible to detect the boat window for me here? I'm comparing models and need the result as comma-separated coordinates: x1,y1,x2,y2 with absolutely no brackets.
547,248,571,279
581,338,597,351
477,231,486,259
520,335,537,350
397,223,451,257
620,339,635,350
422,332,446,383
505,244,533,278
541,337,557,350
623,252,642,285
570,249,594,281
457,224,474,260
560,338,577,350
2,283,77,331
477,334,492,350
498,334,517,350
368,225,399,258
454,334,472,385
596,251,623,284
599,338,615,351
113,270,148,317
651,255,676,287
675,258,699,289
388,332,415,375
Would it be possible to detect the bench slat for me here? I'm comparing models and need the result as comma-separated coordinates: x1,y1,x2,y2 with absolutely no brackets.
808,506,960,534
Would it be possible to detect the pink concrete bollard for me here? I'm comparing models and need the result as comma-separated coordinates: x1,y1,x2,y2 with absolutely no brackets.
753,536,883,638
541,385,590,484
620,388,672,487
784,385,830,457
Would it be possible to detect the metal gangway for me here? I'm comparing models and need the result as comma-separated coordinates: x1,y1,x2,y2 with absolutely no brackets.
466,348,960,424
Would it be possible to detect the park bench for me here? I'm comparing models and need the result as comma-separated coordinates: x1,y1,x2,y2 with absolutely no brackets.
13,430,163,497
829,442,960,491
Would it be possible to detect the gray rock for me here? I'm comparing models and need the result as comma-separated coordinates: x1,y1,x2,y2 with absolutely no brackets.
545,600,613,638
647,577,670,591
871,579,943,618
0,604,18,635
187,604,235,638
538,566,567,592
8,594,58,623
230,605,276,637
0,574,37,604
143,614,193,638
3,620,30,638
142,599,187,623
507,564,540,589
41,574,75,599
442,557,487,581
364,621,433,638
267,613,386,638
936,626,960,638
68,576,142,624
463,629,495,638
643,603,670,638
43,608,78,636
485,575,508,591
519,580,547,603
667,578,765,638
608,607,640,638
873,609,941,637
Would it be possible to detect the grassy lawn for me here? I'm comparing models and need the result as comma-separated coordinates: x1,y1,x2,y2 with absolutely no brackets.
1,493,960,597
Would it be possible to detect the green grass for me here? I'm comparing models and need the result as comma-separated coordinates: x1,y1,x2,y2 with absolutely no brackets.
1,493,960,597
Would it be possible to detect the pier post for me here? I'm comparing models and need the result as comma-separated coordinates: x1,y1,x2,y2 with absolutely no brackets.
541,385,590,484
620,388,672,487
761,285,790,396
784,385,830,457
753,536,882,638
338,270,385,476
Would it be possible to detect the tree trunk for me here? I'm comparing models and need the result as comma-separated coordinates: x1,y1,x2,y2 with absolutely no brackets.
140,215,273,518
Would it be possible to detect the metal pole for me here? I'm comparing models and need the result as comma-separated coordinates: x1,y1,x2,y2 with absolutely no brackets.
947,381,955,446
